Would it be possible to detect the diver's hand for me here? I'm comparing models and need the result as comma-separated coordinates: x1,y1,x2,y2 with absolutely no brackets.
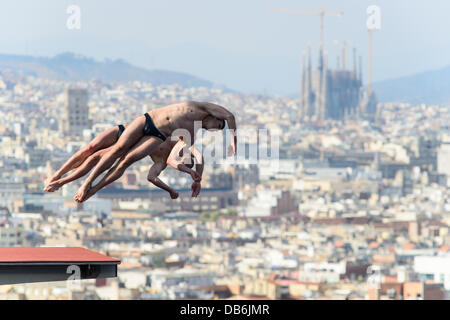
227,143,236,156
190,171,201,182
191,182,201,197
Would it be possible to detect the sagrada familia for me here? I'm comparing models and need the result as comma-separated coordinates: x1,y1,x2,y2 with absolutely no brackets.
299,43,378,122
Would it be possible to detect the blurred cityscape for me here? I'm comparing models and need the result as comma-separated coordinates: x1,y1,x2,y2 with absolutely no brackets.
0,58,449,300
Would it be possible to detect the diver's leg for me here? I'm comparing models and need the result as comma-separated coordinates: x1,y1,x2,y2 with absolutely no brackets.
45,126,119,186
75,115,146,200
79,136,163,202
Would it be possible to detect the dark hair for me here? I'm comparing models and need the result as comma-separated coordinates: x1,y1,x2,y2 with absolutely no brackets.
203,115,225,129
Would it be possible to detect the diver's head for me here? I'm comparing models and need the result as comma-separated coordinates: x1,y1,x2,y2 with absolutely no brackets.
202,115,225,131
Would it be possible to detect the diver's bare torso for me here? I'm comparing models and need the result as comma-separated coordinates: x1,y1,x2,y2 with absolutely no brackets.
149,139,178,165
147,101,209,142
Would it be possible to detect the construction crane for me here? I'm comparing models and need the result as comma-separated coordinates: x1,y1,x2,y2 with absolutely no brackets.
272,6,343,45
366,5,381,96
368,30,373,95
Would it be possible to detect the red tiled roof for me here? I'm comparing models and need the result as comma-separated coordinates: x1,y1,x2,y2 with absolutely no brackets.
384,275,398,283
0,247,120,264
118,262,142,269
369,242,380,249
334,241,345,247
273,279,303,286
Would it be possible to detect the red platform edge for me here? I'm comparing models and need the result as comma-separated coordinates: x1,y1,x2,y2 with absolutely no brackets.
0,247,120,263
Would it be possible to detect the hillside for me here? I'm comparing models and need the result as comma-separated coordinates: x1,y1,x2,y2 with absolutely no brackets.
0,52,224,89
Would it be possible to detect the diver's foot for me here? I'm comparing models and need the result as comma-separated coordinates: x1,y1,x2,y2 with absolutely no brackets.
74,182,91,202
83,188,97,202
44,180,62,192
44,175,58,188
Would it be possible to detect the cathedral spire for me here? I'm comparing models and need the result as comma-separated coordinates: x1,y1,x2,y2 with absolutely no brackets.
318,42,324,71
359,55,363,83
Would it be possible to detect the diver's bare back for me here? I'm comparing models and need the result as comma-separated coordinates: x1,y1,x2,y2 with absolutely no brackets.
148,101,209,141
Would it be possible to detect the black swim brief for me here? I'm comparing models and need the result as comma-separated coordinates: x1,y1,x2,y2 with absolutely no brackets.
117,124,125,139
144,113,166,141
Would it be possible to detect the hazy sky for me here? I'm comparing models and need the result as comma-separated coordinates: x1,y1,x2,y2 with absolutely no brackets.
0,0,448,95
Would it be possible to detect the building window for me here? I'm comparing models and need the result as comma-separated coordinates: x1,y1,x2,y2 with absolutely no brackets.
419,273,434,282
